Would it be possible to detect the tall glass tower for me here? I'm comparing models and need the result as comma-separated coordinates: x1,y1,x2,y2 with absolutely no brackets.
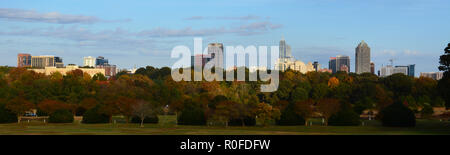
279,37,292,61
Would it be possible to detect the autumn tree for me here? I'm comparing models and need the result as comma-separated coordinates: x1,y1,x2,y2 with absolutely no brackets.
255,103,281,126
37,99,70,115
210,101,240,127
316,98,341,126
328,77,340,89
92,73,107,81
5,97,35,122
133,100,155,127
80,98,99,111
294,99,315,126
116,96,137,123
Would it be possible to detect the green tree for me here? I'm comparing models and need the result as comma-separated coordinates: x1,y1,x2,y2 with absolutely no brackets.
438,43,450,108
291,87,309,103
92,73,107,81
311,83,329,100
438,43,450,74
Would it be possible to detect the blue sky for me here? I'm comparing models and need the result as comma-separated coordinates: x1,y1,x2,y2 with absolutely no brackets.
0,0,449,75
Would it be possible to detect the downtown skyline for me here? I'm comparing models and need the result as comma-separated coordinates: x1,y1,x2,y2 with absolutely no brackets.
0,0,449,75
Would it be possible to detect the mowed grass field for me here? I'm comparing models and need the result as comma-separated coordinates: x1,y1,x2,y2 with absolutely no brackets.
0,115,449,135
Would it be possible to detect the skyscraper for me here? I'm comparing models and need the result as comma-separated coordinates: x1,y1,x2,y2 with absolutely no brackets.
279,37,286,59
279,37,292,60
355,40,371,74
17,53,32,68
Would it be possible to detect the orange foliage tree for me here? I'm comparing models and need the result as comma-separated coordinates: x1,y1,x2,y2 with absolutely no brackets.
316,98,341,126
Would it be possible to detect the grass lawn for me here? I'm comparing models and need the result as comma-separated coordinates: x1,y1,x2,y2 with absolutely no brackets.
0,115,449,135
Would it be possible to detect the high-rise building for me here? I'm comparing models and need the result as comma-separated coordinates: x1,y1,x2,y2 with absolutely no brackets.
286,45,292,59
17,53,32,68
395,64,415,77
355,40,371,74
336,55,350,73
279,37,286,59
207,43,224,68
94,56,116,77
313,61,321,72
96,56,109,66
370,62,375,74
420,72,443,80
83,56,96,67
96,64,117,77
31,55,63,68
329,55,350,73
380,65,408,77
329,57,337,73
279,37,292,61
408,64,415,77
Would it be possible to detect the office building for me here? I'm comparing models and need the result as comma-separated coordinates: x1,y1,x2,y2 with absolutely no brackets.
329,57,336,73
96,64,117,77
276,58,315,73
407,64,415,77
380,65,409,77
313,61,321,72
393,64,415,77
17,53,32,68
329,55,350,73
83,56,96,67
275,37,316,73
420,72,444,80
355,40,371,74
96,56,109,66
370,62,375,74
31,55,63,68
30,64,105,77
279,37,292,61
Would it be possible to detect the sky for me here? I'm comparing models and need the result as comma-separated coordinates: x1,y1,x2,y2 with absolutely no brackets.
0,0,449,75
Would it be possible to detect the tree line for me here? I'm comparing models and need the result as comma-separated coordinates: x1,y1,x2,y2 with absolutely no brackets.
0,44,449,126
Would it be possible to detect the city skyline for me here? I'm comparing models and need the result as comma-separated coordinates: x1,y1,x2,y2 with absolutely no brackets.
0,0,449,75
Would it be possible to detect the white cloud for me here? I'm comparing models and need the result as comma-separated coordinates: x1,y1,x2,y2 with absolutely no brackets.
185,15,260,21
0,8,130,24
403,50,419,56
381,50,397,56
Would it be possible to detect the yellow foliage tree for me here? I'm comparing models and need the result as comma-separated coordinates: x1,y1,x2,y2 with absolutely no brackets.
328,77,340,88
